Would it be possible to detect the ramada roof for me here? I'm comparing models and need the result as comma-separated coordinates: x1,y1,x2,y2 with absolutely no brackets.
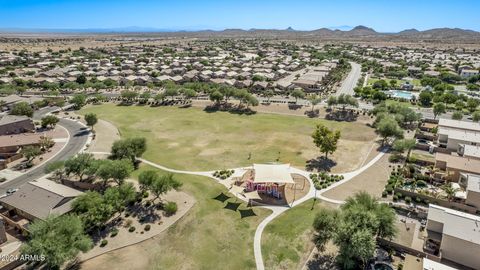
252,164,295,184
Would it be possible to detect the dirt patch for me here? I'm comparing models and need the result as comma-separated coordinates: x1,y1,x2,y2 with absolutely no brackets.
322,152,393,200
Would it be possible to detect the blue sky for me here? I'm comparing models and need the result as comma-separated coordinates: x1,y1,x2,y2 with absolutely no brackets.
0,0,478,32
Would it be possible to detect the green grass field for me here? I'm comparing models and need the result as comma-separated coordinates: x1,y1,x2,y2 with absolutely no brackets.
89,164,271,270
262,199,334,269
80,104,376,172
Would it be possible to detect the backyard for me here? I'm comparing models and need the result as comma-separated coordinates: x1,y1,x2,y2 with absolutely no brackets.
81,164,271,270
79,104,377,173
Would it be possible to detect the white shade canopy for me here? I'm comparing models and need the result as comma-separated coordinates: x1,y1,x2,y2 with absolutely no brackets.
230,184,245,195
244,190,262,200
252,164,295,184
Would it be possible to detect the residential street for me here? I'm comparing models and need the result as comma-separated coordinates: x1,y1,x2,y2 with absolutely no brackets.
0,108,89,194
335,61,362,96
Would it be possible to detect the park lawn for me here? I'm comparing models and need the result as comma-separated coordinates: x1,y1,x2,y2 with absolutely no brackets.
262,199,333,270
85,164,271,270
80,104,376,172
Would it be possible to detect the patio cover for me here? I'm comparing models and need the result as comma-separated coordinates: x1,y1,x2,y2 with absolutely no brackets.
244,190,262,200
252,164,295,184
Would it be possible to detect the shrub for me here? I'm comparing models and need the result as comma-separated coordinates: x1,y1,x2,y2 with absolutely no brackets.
145,201,152,207
100,239,108,247
389,154,403,163
129,226,136,232
382,191,387,198
385,186,393,194
393,195,399,201
144,224,151,231
395,192,403,199
0,177,6,183
164,202,178,216
110,228,119,237
405,196,412,204
416,180,427,188
415,197,422,203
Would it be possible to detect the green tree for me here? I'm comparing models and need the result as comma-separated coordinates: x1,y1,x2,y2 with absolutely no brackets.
72,191,114,231
312,208,338,252
312,124,341,159
418,91,432,107
291,88,305,104
84,113,98,130
466,98,479,113
327,96,337,108
393,139,416,159
264,89,274,102
149,173,182,203
308,95,322,112
336,94,359,111
96,159,133,186
312,192,397,270
21,146,41,165
120,90,138,101
452,111,463,120
209,90,223,104
433,103,446,119
376,116,404,145
472,111,480,122
64,153,95,181
41,115,59,129
138,170,159,191
103,183,137,213
21,215,92,269
110,137,147,163
76,74,87,84
11,101,34,117
70,94,87,110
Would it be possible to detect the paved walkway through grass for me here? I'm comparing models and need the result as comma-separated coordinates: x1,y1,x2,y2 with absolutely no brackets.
89,148,387,270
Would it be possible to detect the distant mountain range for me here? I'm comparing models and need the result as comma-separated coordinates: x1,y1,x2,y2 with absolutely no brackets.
1,25,480,41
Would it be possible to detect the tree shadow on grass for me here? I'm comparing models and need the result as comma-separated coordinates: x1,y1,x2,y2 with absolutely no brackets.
306,253,338,270
224,201,241,211
204,103,256,115
239,208,256,218
306,157,337,172
213,192,231,203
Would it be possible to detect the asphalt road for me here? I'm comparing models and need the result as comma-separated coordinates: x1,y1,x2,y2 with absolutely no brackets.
335,61,362,96
0,107,89,194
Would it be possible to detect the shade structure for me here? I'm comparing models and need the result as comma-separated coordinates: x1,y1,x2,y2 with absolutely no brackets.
230,184,245,195
252,164,295,184
243,190,262,200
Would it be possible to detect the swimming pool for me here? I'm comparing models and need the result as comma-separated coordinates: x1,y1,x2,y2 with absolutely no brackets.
389,90,414,100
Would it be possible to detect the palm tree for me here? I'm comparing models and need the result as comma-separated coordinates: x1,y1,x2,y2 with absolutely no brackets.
441,182,459,202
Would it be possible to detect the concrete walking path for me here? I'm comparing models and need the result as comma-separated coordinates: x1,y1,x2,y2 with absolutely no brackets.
88,148,387,270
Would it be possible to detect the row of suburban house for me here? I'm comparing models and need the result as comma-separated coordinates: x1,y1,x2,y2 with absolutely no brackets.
419,119,480,269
